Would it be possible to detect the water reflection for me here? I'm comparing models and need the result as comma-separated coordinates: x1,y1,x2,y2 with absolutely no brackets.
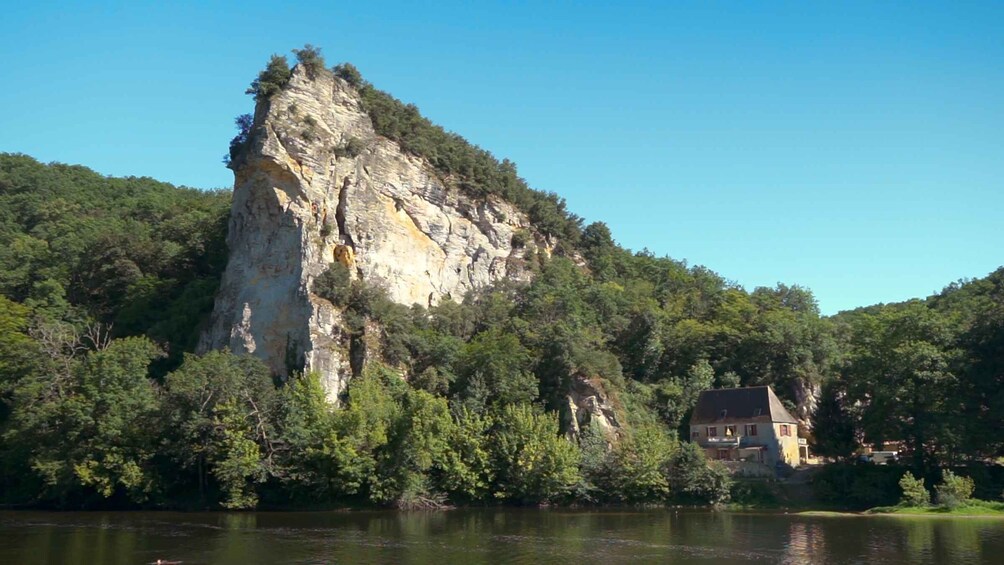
0,510,1001,564
903,518,936,562
781,521,826,564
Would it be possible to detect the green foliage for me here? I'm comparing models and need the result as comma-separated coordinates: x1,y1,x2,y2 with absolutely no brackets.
226,113,254,167
0,296,38,400
246,54,292,102
441,408,495,501
313,263,415,366
729,480,779,507
333,137,365,158
2,336,163,505
510,229,530,249
667,442,732,504
313,262,353,307
812,463,904,509
372,388,455,507
836,301,959,470
491,404,581,504
935,470,975,509
810,379,858,461
601,425,677,503
453,328,538,413
162,350,279,509
333,62,363,87
0,153,230,373
899,472,930,507
292,44,326,79
274,372,336,499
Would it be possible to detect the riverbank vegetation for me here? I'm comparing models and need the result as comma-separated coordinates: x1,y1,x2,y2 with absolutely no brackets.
0,47,1002,511
864,470,1004,517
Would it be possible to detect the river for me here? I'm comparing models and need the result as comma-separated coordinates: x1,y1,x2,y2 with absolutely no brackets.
1,508,1001,564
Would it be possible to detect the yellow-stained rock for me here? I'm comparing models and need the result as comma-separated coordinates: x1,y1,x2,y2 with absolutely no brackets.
334,244,355,269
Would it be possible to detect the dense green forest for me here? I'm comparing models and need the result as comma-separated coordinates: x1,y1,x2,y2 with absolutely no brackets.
0,47,1000,510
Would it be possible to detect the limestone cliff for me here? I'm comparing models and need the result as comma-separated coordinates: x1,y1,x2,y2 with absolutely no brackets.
201,65,536,401
564,375,623,442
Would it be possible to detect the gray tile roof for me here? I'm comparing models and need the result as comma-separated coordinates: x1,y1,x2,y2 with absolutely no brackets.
689,385,798,425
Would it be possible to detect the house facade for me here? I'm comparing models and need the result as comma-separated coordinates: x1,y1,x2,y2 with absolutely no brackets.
689,386,804,468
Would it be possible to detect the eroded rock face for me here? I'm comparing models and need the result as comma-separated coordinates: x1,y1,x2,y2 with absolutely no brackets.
201,66,534,401
564,375,623,441
791,379,819,429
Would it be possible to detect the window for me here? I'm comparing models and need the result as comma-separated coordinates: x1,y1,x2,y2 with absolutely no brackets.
780,424,791,437
691,430,699,440
717,449,730,460
745,424,758,436
725,425,737,437
707,427,717,437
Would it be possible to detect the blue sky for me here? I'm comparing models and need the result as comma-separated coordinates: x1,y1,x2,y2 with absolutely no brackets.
1,1,1001,314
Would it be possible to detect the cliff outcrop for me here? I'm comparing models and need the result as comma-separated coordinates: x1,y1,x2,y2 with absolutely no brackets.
201,65,536,401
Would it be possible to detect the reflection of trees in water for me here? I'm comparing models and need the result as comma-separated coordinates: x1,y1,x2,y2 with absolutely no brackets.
935,520,983,564
5,510,1003,564
221,512,257,531
212,513,261,564
900,518,986,563
903,519,935,562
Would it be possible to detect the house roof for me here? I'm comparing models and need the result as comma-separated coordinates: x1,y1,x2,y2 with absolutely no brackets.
689,386,798,425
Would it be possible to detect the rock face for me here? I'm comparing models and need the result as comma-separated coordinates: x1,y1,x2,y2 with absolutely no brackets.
201,66,535,401
564,375,622,442
791,379,820,429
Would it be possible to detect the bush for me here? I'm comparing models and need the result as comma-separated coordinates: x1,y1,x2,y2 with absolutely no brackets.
490,404,581,504
511,229,530,249
226,113,254,168
668,442,732,504
333,137,365,159
898,472,930,506
313,263,352,307
730,480,779,507
936,470,975,508
292,44,326,79
600,425,675,503
333,62,363,87
246,55,292,102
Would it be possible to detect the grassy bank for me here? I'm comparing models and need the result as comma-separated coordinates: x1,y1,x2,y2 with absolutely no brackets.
798,500,1004,519
868,500,1004,517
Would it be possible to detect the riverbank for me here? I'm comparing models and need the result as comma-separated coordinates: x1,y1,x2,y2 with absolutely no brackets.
799,500,1004,519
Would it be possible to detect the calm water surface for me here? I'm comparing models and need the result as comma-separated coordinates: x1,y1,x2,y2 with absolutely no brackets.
1,509,1001,564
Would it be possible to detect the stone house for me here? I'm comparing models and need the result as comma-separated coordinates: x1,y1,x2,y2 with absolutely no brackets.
689,386,805,468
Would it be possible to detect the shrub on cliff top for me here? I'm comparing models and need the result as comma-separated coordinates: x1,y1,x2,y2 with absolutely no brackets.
293,44,326,79
333,62,363,87
246,54,292,102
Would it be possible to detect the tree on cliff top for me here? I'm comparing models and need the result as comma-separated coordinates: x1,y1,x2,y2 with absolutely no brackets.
246,54,292,102
293,44,326,79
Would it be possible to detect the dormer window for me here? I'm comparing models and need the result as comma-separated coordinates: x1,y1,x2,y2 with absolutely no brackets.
754,408,762,417
720,409,727,418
